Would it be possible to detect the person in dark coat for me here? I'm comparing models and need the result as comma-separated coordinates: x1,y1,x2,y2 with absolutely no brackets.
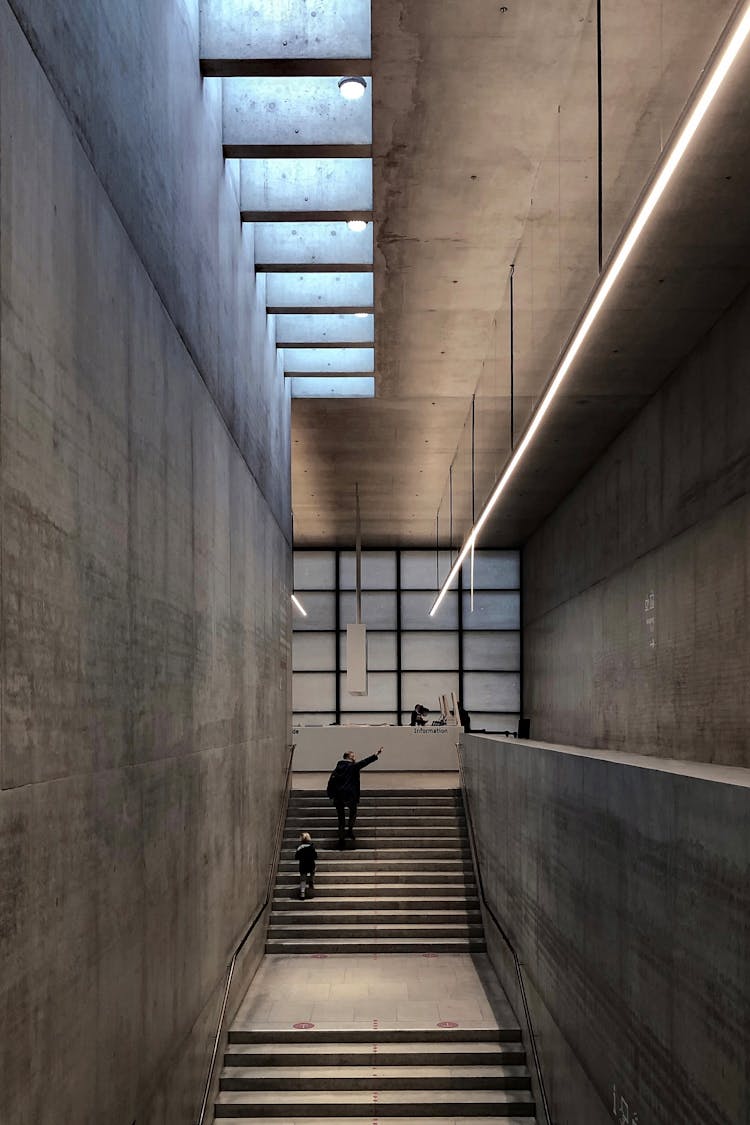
327,747,383,848
409,704,429,726
457,701,471,732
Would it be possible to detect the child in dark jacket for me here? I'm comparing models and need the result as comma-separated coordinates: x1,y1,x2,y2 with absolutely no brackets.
295,832,317,899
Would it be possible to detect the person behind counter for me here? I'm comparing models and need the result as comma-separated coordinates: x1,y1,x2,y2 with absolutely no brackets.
409,703,429,726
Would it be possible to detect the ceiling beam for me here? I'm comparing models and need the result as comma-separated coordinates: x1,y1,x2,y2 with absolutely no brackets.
283,346,374,374
268,305,374,314
257,263,373,273
277,340,373,349
202,58,370,78
242,210,372,223
225,144,371,159
285,371,375,378
240,158,372,215
265,270,374,310
290,376,375,399
222,76,371,152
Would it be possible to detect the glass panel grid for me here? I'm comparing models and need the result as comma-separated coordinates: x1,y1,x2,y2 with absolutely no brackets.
292,549,521,728
339,550,397,590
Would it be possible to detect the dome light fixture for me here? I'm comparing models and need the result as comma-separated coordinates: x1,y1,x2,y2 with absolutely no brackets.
346,219,368,232
338,76,367,101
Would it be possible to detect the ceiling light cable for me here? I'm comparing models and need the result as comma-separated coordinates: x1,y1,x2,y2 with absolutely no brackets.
430,0,750,617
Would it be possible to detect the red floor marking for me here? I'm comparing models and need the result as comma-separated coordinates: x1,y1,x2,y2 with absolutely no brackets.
437,1020,458,1028
292,1021,315,1029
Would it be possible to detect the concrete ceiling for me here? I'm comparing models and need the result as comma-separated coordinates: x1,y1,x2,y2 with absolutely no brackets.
290,0,750,547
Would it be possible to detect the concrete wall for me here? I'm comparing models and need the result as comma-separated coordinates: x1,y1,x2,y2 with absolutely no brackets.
523,282,750,765
0,1,292,1123
463,734,750,1125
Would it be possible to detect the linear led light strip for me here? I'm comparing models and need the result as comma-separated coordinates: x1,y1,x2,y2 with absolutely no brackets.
431,0,750,617
291,593,308,616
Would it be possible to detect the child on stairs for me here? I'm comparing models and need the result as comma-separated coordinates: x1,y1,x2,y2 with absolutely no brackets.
295,831,317,900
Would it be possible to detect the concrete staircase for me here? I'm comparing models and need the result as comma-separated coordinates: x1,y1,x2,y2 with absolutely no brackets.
211,787,537,1120
215,1027,537,1118
267,788,486,954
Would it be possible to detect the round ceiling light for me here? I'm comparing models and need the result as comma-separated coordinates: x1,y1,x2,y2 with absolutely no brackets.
338,76,367,100
346,219,368,232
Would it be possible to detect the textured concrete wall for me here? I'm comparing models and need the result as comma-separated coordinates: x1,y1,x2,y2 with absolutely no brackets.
5,0,290,527
523,281,750,764
463,735,750,1125
0,2,292,1123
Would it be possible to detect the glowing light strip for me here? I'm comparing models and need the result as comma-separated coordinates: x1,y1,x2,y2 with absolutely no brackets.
430,1,750,617
291,593,308,616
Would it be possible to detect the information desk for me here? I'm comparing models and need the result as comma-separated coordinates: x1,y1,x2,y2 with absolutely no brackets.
292,723,461,771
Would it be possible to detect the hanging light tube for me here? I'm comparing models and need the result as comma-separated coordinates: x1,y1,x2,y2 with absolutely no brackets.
430,0,750,617
291,593,308,616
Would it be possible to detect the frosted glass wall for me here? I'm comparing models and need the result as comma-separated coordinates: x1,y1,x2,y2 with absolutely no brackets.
292,549,520,732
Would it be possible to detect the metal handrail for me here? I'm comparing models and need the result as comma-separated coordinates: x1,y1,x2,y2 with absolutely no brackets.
456,742,554,1125
195,741,296,1125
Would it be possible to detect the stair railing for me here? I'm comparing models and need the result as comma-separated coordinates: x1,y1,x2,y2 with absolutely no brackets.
456,741,554,1125
195,741,296,1125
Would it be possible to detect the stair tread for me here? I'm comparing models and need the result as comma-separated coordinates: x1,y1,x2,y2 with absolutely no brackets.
273,891,479,900
288,818,464,823
266,939,486,949
216,1119,536,1125
289,791,460,797
277,863,472,869
221,1065,529,1079
268,924,482,932
274,889,477,895
225,1043,520,1057
216,1089,535,1104
228,1029,519,1043
270,911,480,919
281,846,470,855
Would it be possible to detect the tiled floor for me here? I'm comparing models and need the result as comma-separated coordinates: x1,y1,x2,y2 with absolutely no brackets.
233,953,516,1032
292,770,460,791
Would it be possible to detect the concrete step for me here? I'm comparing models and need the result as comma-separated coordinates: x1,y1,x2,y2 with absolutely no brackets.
276,868,473,884
214,1088,535,1115
220,1065,531,1090
281,844,472,858
289,792,460,801
288,810,464,820
224,1043,528,1067
272,891,479,908
286,816,465,829
228,1029,521,1044
290,792,461,801
278,859,473,873
283,827,468,840
264,937,487,953
273,891,479,909
219,1119,536,1125
267,924,485,939
288,806,464,815
270,910,482,925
